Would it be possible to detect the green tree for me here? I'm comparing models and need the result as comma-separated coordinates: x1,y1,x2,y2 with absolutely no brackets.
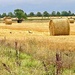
0,14,2,18
68,11,71,16
8,12,14,17
25,13,27,17
61,11,69,16
68,11,74,16
51,11,56,16
1,13,7,18
56,11,61,16
29,12,35,17
43,11,50,17
36,12,42,17
14,9,27,20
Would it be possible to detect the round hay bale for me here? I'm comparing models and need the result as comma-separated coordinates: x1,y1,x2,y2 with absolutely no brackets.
5,19,12,25
49,19,70,35
4,17,12,25
69,19,74,23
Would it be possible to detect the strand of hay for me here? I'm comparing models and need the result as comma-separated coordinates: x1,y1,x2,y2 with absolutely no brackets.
49,19,70,35
3,17,12,25
69,19,74,23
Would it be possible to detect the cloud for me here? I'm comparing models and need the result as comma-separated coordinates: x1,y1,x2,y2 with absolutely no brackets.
0,0,75,6
0,0,75,13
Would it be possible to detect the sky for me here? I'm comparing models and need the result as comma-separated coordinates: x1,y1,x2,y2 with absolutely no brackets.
0,0,75,14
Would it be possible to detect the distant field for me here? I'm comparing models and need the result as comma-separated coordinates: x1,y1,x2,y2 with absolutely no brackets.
27,16,75,20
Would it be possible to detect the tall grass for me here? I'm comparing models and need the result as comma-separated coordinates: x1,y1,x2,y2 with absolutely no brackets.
0,45,47,75
0,36,75,75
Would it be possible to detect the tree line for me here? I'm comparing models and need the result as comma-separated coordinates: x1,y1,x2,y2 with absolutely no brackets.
0,9,75,18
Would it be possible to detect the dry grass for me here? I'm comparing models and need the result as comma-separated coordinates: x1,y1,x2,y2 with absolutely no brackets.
0,22,75,51
0,21,75,75
0,22,74,47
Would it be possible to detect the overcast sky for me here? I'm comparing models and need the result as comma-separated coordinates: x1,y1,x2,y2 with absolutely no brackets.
0,0,75,14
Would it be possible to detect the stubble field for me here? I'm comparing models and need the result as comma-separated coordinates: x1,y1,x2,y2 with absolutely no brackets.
0,21,75,51
0,20,75,75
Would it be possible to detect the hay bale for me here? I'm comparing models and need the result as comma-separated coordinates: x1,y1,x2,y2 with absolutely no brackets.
4,17,12,25
49,19,70,35
69,19,74,23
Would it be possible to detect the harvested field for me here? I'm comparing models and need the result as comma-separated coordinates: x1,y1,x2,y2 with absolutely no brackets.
0,21,75,51
0,20,75,75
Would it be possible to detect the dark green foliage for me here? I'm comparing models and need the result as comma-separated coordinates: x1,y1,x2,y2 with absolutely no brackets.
43,11,50,17
36,12,42,17
28,12,35,17
0,10,75,18
14,9,27,20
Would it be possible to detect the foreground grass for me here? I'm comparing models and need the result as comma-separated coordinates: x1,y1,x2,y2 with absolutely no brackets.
0,45,46,75
0,44,75,75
